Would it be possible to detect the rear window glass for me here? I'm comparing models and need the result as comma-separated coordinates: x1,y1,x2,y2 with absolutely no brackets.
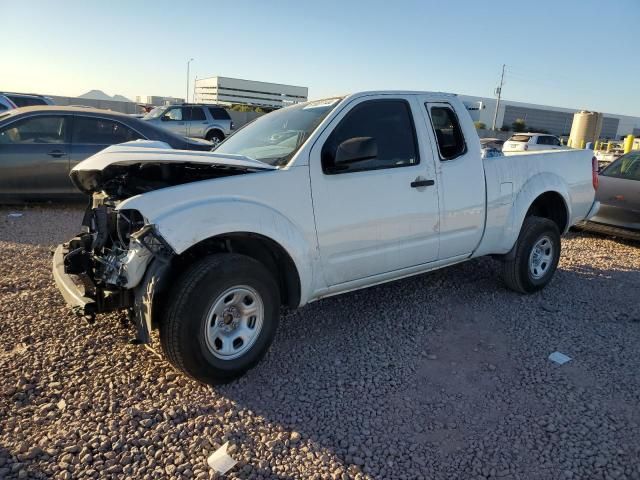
208,107,231,120
7,96,47,107
509,135,532,142
602,153,640,181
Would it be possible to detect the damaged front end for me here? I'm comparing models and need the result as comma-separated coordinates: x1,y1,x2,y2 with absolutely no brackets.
52,143,274,343
53,198,173,343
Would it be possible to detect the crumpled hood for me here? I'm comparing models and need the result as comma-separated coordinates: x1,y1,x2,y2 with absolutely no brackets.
71,141,276,173
70,141,276,196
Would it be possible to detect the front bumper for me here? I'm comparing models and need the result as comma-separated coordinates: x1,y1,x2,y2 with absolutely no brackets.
52,244,96,317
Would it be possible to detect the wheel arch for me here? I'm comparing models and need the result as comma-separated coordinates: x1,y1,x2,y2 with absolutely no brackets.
172,232,302,309
205,127,225,139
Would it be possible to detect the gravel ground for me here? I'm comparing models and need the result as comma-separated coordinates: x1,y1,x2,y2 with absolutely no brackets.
1,204,639,480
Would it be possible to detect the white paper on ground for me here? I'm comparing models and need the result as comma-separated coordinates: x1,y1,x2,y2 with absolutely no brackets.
548,351,572,365
207,441,237,474
7,213,23,218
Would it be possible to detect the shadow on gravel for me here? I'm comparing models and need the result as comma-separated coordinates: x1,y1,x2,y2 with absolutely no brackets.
206,254,640,477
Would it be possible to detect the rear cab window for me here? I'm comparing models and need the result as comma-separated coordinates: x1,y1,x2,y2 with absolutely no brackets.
428,105,466,160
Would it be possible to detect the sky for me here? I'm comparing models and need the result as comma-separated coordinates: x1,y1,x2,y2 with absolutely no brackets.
2,0,639,116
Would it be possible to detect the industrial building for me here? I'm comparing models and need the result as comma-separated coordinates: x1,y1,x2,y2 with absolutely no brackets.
460,94,640,140
194,76,308,109
135,95,184,106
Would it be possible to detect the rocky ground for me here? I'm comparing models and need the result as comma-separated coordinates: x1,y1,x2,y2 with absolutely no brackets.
1,204,639,480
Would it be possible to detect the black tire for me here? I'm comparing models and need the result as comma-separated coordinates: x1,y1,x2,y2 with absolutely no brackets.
502,216,561,294
160,253,280,385
205,130,225,146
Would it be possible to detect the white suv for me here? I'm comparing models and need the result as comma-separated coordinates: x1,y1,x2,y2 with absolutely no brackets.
503,133,565,153
143,104,233,146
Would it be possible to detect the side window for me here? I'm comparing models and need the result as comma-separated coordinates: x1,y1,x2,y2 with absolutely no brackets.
321,99,419,174
0,116,66,144
428,105,466,160
536,136,547,145
550,137,561,146
72,117,142,144
209,107,231,120
164,107,182,121
602,154,640,181
184,107,206,121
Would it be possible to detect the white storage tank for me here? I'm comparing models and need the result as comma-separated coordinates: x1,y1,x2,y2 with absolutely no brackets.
569,111,603,148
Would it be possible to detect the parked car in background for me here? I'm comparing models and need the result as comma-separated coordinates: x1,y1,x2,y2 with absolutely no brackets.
54,91,599,384
143,104,233,146
578,151,640,240
503,133,565,153
0,96,16,112
479,137,505,150
0,106,213,202
0,92,54,108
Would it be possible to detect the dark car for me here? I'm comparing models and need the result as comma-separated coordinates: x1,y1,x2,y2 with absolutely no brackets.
582,151,640,241
0,106,213,201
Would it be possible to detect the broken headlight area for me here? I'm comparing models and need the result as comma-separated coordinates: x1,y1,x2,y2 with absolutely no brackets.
63,204,173,314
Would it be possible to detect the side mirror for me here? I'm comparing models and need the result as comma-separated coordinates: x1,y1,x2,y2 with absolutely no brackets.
334,137,378,165
161,115,170,122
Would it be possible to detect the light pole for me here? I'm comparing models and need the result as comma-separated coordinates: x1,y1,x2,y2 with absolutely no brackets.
186,58,194,103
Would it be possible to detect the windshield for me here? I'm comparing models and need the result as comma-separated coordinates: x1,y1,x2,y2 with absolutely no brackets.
143,106,166,120
214,98,342,166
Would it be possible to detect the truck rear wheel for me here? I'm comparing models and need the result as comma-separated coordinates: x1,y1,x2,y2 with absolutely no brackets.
502,216,561,293
160,253,280,385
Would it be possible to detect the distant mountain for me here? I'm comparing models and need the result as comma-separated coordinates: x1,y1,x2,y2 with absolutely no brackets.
78,90,133,103
112,94,132,102
78,89,113,101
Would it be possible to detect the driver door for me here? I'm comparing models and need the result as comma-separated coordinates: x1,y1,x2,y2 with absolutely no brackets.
161,106,187,136
309,95,440,287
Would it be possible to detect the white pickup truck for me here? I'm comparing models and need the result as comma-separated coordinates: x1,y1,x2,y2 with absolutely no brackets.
53,91,600,385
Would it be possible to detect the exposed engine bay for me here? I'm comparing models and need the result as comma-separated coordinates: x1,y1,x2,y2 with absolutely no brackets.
70,161,253,199
60,159,262,342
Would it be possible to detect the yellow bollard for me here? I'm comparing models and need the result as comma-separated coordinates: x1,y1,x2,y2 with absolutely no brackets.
623,134,634,154
594,140,600,150
606,142,612,153
568,138,572,147
580,139,585,149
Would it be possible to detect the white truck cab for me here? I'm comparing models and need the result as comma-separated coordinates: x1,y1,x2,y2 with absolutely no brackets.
53,91,599,385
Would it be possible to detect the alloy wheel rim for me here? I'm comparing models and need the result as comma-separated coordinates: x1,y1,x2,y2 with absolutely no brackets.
204,286,264,360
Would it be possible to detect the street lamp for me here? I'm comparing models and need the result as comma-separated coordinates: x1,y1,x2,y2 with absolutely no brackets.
186,58,194,103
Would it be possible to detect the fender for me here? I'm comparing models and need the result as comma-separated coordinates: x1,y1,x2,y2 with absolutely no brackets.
499,172,571,254
118,187,317,305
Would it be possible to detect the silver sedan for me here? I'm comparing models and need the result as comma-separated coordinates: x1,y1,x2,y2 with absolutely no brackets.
583,151,640,241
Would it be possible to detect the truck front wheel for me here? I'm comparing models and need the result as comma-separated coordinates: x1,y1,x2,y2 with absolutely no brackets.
160,254,280,385
502,216,561,293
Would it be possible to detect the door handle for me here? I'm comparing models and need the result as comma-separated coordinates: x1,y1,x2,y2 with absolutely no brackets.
48,150,65,158
410,178,435,188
